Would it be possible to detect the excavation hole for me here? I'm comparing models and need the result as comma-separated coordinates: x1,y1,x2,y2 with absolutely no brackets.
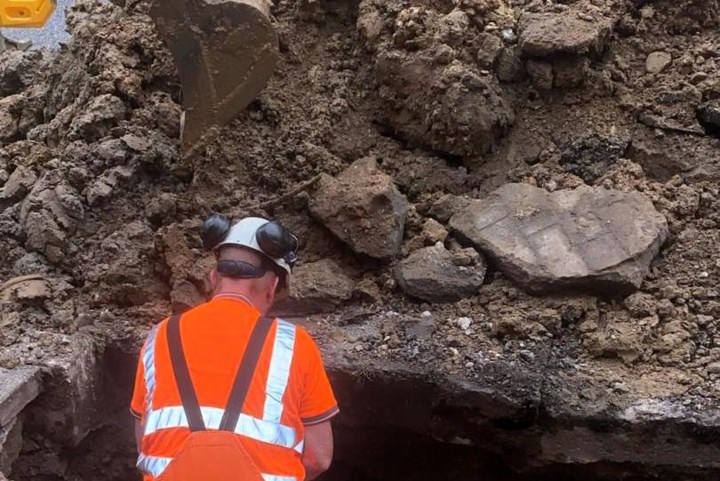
7,342,720,481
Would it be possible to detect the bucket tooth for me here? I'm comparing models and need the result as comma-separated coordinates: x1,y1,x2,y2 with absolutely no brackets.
149,0,279,155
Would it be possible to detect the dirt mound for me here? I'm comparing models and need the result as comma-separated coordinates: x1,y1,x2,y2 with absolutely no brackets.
2,0,720,479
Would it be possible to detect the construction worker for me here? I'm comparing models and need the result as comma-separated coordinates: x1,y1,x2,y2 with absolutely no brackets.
130,215,339,481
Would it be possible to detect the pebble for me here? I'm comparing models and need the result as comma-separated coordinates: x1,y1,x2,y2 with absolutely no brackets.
697,315,714,326
457,317,473,331
639,5,655,19
519,350,535,362
612,382,630,393
501,29,516,45
646,51,672,74
707,363,720,375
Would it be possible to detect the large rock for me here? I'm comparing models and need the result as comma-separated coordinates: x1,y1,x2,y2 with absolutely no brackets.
0,367,41,428
0,50,44,97
0,368,38,473
25,334,103,447
376,54,514,157
19,172,85,265
309,157,408,260
0,166,37,202
395,243,486,303
0,414,23,475
276,259,356,314
697,100,720,135
519,12,611,57
449,184,668,294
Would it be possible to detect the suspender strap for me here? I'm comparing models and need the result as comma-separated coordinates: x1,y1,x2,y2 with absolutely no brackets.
219,316,275,432
167,314,206,432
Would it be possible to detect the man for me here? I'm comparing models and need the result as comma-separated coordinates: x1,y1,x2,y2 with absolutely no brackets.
131,216,339,481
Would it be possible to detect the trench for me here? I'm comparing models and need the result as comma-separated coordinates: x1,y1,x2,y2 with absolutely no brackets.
5,339,720,481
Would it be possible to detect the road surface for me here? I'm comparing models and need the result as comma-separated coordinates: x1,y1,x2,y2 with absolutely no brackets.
2,0,73,49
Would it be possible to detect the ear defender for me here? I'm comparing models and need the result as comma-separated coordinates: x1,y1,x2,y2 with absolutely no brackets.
255,221,298,260
201,213,231,251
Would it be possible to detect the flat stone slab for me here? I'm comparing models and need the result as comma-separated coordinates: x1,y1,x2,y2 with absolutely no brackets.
520,12,611,57
449,184,668,294
0,367,41,427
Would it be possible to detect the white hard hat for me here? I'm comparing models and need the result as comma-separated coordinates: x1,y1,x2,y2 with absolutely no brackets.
214,217,294,275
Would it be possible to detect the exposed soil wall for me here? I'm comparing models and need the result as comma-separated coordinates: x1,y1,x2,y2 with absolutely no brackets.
2,0,720,478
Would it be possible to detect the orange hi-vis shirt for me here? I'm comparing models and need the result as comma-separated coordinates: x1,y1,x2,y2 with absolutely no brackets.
131,294,339,481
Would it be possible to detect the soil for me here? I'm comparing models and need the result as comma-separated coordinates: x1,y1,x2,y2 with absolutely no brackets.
2,0,720,479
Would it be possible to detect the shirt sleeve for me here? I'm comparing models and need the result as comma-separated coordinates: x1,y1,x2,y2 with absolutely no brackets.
130,332,151,419
296,328,339,425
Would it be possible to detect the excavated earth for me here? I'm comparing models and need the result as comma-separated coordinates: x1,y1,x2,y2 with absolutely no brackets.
2,0,720,480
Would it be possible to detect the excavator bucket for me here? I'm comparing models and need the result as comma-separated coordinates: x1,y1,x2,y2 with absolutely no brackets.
148,0,279,157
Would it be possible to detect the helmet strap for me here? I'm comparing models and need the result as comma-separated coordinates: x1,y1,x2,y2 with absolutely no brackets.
216,260,267,279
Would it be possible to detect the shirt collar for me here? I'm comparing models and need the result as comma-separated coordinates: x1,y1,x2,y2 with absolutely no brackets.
212,293,257,309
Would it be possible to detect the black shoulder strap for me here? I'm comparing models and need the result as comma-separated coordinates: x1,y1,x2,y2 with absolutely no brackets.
219,316,275,432
167,314,206,432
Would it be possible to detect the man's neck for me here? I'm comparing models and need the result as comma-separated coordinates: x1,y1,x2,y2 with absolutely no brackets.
212,291,257,309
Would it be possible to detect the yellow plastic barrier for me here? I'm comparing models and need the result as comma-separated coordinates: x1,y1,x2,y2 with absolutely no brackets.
0,0,55,28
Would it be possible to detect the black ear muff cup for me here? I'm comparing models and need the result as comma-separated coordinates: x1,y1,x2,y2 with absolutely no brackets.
256,221,297,260
201,214,231,251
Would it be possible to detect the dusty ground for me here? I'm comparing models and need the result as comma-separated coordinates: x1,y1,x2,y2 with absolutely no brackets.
2,0,720,478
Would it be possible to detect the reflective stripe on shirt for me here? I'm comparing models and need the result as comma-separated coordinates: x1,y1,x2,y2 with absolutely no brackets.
137,454,172,478
293,440,305,454
263,320,296,423
137,454,297,481
143,405,298,448
142,325,160,411
262,475,298,481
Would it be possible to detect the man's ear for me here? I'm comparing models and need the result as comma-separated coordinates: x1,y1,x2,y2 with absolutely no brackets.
210,268,218,289
266,275,280,303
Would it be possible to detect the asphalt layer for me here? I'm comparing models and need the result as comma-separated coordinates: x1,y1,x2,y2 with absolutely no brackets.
2,0,73,49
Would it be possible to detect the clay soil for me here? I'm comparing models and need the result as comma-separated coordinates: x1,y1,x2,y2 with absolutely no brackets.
2,0,720,479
